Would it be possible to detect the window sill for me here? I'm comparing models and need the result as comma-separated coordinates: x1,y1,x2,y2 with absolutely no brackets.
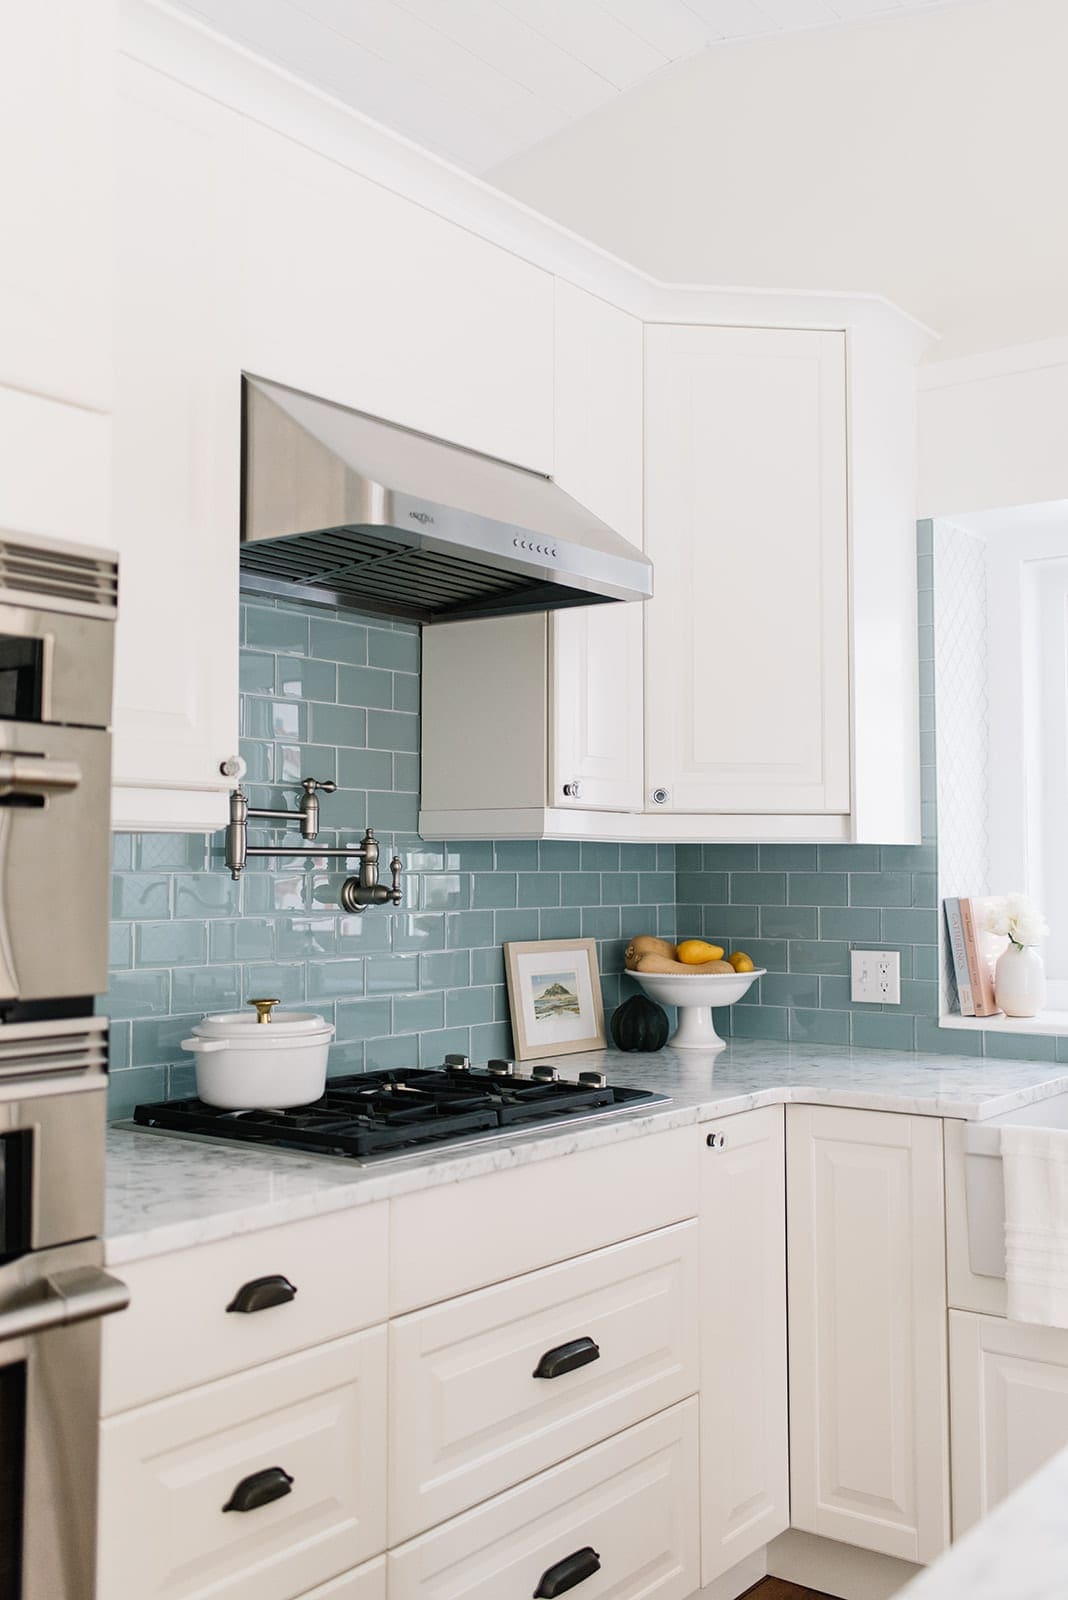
940,1011,1068,1039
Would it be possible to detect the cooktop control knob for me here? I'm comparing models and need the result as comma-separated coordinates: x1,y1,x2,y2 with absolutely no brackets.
578,1071,608,1089
488,1059,517,1077
444,1053,471,1072
532,1064,559,1083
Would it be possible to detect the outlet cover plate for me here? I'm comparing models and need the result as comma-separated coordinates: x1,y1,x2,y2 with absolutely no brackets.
851,949,902,1005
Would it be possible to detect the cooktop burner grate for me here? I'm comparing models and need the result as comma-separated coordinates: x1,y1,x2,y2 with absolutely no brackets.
132,1064,666,1159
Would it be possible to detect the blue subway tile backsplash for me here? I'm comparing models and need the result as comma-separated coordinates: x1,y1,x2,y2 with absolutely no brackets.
104,597,677,1113
104,532,1054,1116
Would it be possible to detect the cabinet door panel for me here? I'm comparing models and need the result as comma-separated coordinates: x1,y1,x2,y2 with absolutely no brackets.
645,325,849,814
389,1222,698,1540
550,283,644,813
950,1310,1068,1538
388,1403,699,1600
111,64,240,828
0,0,112,410
700,1107,789,1584
98,1330,387,1600
787,1106,949,1563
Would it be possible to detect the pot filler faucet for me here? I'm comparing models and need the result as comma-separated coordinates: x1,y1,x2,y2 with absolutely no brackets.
224,777,402,912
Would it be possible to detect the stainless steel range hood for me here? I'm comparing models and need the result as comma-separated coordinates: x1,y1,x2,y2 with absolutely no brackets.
239,377,652,625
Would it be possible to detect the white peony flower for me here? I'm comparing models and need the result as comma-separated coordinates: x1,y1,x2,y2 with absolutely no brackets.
986,892,1049,947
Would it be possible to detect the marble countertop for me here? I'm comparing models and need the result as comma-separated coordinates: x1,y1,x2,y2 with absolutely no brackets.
900,1447,1068,1600
105,1038,1068,1266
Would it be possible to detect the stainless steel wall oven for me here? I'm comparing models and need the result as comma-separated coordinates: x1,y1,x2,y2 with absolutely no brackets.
0,535,127,1600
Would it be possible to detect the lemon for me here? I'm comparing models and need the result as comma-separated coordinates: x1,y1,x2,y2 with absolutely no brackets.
729,951,755,973
676,938,725,965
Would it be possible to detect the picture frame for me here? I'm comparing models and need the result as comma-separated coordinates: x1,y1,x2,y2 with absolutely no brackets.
503,938,606,1062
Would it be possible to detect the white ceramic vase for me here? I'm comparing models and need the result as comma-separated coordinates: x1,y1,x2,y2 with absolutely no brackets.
994,943,1047,1018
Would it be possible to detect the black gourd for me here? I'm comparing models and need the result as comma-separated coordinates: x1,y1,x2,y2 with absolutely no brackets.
610,993,670,1053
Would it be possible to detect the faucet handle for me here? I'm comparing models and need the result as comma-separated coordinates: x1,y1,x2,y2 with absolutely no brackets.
389,854,403,906
301,778,337,795
248,998,280,1025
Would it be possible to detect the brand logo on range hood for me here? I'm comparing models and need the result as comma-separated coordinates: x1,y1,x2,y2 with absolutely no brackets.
408,510,435,525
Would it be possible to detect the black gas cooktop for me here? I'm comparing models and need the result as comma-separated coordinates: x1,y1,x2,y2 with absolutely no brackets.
132,1058,669,1160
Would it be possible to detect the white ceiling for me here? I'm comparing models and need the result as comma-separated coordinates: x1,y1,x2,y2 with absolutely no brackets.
170,0,986,174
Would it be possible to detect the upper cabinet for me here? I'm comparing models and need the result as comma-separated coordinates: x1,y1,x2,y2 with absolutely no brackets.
0,0,113,555
420,284,645,835
0,0,113,413
644,325,850,818
423,309,923,845
110,48,555,831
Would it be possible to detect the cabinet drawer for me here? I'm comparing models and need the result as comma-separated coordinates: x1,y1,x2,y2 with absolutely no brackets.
390,1221,698,1539
300,1559,386,1599
388,1400,699,1600
390,1126,698,1311
103,1203,388,1414
97,1328,387,1600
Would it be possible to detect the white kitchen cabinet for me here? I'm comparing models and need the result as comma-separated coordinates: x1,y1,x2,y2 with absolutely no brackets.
699,1107,789,1586
389,1124,698,1313
0,0,114,562
787,1105,950,1565
950,1310,1068,1538
387,1401,700,1600
0,0,113,413
234,116,554,477
299,1562,385,1600
644,325,850,818
102,1203,389,1415
98,1328,388,1599
420,282,645,836
110,61,241,830
388,1221,699,1540
110,36,556,830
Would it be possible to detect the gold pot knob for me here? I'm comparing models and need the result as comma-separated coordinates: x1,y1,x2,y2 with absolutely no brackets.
248,997,280,1025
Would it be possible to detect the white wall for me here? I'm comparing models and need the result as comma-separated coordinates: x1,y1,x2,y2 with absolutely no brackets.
490,0,1068,365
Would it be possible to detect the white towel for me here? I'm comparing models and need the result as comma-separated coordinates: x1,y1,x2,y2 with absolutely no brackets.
1002,1124,1068,1328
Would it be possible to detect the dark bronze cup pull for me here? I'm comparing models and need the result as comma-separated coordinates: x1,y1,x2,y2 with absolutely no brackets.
221,1466,293,1514
533,1546,601,1597
226,1274,298,1314
533,1336,600,1380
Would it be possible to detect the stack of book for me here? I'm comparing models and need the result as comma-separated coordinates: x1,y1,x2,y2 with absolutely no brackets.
944,897,1002,1017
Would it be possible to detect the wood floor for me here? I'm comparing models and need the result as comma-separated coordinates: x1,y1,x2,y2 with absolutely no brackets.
741,1581,839,1600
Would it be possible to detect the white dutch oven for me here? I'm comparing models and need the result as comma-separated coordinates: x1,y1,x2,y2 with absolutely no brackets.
182,998,335,1109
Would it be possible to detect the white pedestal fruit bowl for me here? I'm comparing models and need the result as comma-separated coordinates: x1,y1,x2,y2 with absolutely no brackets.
629,968,765,1051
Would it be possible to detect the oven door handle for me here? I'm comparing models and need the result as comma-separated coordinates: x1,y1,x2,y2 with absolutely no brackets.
0,754,82,799
0,1266,129,1343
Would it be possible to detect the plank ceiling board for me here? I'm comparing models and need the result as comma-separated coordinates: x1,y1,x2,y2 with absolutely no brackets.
166,0,992,173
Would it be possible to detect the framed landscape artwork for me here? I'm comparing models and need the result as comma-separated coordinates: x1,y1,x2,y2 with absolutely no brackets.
503,938,606,1061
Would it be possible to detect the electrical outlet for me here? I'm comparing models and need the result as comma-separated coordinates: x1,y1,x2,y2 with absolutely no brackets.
850,949,901,1005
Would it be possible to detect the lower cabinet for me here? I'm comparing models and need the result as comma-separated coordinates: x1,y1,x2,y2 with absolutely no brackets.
389,1221,698,1540
699,1107,789,1586
950,1310,1068,1538
300,1561,386,1599
787,1105,950,1564
387,1401,699,1600
97,1329,388,1600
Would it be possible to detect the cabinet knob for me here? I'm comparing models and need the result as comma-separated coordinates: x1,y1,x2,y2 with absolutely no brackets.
706,1131,727,1150
562,781,582,799
651,787,669,806
219,755,247,779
